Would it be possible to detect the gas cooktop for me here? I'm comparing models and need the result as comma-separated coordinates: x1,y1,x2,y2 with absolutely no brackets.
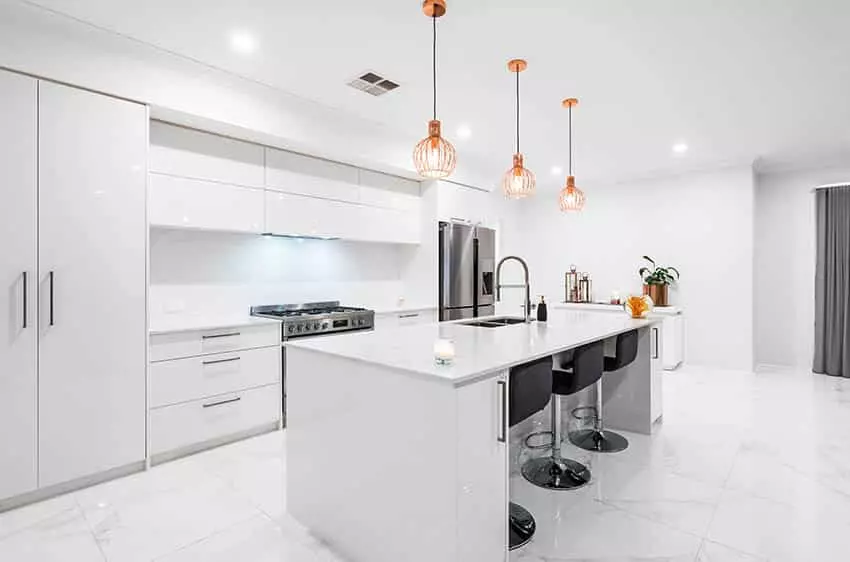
250,301,374,339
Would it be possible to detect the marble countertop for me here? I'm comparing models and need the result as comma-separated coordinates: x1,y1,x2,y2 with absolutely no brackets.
286,309,662,386
149,315,281,335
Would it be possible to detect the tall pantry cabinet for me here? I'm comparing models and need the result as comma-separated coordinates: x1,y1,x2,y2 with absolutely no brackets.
0,69,147,502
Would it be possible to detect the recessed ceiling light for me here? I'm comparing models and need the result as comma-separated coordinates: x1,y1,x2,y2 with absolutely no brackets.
230,31,257,54
456,125,472,139
672,142,688,154
551,166,563,176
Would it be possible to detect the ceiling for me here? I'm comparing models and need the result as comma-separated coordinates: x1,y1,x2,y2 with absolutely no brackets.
21,0,850,187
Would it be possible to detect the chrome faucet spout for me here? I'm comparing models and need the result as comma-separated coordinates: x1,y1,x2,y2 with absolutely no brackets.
495,256,532,323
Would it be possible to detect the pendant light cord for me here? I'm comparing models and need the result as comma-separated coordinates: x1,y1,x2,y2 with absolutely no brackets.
516,69,520,154
568,105,573,175
432,14,437,121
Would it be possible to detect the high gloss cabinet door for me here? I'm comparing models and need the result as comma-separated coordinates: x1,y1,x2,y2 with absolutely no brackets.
37,83,147,487
0,70,38,499
456,374,508,561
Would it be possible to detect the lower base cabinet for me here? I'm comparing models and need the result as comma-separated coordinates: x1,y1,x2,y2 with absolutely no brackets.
150,384,281,457
149,324,282,461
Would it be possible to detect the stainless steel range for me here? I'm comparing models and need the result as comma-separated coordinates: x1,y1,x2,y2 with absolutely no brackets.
251,301,374,339
251,301,375,428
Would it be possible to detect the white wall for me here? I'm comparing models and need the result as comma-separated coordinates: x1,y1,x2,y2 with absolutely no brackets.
754,164,850,370
514,166,756,370
149,229,415,323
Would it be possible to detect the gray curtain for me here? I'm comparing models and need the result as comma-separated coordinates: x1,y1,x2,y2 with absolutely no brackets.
814,185,850,377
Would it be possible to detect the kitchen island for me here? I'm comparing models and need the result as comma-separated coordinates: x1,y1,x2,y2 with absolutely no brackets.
285,309,663,562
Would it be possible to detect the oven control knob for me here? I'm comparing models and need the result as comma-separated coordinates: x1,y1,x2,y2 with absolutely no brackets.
296,325,303,333
313,322,320,330
288,325,295,334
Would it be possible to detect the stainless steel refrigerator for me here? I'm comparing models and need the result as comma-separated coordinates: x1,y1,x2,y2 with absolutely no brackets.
438,221,496,321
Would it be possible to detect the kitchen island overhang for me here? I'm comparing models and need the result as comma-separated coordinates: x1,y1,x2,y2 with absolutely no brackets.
285,310,664,562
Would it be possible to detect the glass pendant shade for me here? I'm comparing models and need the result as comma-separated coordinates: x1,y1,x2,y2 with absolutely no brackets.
502,153,536,199
558,175,585,212
414,119,457,179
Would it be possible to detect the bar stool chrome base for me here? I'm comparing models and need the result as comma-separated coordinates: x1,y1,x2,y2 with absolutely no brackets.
509,502,536,550
521,456,592,491
569,428,629,453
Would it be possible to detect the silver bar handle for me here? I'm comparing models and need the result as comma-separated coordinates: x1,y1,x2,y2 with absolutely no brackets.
48,271,55,327
202,396,242,409
21,271,28,329
497,379,507,443
202,332,241,340
398,313,420,319
202,356,241,366
652,327,660,359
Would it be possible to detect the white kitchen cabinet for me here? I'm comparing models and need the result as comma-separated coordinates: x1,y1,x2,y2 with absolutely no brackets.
150,384,281,457
150,121,264,187
150,323,280,362
264,190,356,239
356,204,421,244
150,346,280,409
265,148,360,203
358,169,421,212
37,82,147,488
374,308,437,331
435,181,495,227
663,314,684,369
0,70,38,500
149,173,265,234
149,324,282,461
650,323,664,424
456,373,508,562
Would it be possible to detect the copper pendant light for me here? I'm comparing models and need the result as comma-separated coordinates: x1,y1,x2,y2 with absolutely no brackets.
502,59,536,199
413,0,457,179
558,98,586,212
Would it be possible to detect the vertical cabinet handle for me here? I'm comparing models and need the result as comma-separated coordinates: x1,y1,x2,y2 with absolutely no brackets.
497,379,507,443
21,271,28,329
652,327,659,359
48,271,55,327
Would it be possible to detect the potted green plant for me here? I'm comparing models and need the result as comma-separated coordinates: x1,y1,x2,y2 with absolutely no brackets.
638,256,679,307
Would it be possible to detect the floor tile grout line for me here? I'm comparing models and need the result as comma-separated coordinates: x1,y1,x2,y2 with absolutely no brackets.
72,495,108,562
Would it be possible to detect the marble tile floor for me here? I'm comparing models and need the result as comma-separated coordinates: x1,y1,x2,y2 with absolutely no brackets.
2,366,850,561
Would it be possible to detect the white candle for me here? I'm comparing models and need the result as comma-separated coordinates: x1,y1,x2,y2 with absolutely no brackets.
433,339,455,365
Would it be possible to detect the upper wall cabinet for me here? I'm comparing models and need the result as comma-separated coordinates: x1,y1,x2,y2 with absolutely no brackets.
148,123,422,244
435,181,495,228
149,174,264,234
150,122,264,187
265,148,360,203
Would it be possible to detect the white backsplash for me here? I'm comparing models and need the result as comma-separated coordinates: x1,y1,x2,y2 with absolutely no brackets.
149,228,418,322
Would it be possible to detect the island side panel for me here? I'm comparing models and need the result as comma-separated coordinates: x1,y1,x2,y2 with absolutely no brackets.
600,325,663,435
456,370,509,562
286,347,459,562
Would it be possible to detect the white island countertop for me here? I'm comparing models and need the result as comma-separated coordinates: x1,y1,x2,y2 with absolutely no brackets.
286,309,661,386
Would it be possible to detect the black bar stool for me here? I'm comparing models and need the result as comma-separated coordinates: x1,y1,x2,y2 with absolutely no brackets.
569,330,637,453
521,342,602,491
508,354,554,549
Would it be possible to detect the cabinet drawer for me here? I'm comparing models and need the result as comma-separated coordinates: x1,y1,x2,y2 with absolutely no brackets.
150,384,281,456
150,346,280,408
150,324,280,362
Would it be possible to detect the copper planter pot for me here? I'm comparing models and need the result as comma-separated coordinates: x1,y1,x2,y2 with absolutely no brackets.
643,284,669,307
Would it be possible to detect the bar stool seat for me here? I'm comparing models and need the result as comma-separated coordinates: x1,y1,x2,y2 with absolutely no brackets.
569,330,638,453
521,341,602,491
508,355,553,550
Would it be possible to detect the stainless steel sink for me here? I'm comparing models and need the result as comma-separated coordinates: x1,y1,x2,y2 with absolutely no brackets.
459,317,529,328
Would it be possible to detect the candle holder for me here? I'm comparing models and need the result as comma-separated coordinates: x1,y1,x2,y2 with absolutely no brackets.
433,338,455,366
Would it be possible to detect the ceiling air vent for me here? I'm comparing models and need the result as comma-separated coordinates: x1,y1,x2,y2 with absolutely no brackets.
347,72,400,97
